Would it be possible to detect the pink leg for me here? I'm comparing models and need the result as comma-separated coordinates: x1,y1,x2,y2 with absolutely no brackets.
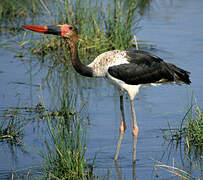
130,99,139,163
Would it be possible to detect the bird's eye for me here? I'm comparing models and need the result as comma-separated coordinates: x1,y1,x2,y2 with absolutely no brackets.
69,26,73,30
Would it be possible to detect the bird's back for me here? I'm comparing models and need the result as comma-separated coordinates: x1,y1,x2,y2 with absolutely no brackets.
88,49,191,85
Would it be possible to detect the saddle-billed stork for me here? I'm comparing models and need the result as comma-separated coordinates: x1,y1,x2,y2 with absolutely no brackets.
23,24,191,163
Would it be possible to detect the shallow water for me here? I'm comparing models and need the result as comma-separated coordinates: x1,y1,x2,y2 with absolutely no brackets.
0,0,203,179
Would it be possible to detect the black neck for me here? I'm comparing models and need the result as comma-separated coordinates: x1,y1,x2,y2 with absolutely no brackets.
69,41,93,77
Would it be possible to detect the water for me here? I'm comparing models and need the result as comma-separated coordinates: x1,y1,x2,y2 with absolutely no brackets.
0,0,203,179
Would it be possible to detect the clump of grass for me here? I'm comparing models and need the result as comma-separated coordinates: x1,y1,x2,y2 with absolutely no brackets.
183,105,203,152
41,91,94,180
163,100,203,156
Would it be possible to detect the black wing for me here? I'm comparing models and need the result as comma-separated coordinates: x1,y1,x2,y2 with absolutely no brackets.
108,50,191,85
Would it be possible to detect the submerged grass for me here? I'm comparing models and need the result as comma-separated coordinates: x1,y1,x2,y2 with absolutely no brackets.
41,90,94,180
153,159,195,180
0,109,26,144
0,103,47,145
0,117,23,144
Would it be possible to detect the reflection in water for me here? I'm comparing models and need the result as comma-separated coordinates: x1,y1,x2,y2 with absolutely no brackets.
115,160,137,180
0,141,27,166
115,161,122,180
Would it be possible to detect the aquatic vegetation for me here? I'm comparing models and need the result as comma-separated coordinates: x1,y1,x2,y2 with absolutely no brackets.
0,0,26,22
0,110,24,144
0,0,44,24
183,105,203,153
41,91,94,180
0,118,23,144
0,103,47,144
153,160,195,180
163,100,203,156
42,116,93,179
158,97,203,179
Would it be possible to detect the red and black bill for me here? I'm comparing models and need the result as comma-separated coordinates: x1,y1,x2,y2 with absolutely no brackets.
23,25,71,36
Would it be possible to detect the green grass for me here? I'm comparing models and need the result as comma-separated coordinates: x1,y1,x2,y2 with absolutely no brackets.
0,0,44,24
41,90,94,180
163,99,203,156
183,104,203,153
0,0,27,22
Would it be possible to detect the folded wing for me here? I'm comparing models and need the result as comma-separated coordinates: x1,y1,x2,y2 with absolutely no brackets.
108,50,191,85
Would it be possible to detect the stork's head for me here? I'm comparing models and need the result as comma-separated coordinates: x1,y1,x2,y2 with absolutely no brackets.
23,24,78,44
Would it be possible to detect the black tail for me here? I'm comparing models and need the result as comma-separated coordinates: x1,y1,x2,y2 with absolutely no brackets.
168,63,191,84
